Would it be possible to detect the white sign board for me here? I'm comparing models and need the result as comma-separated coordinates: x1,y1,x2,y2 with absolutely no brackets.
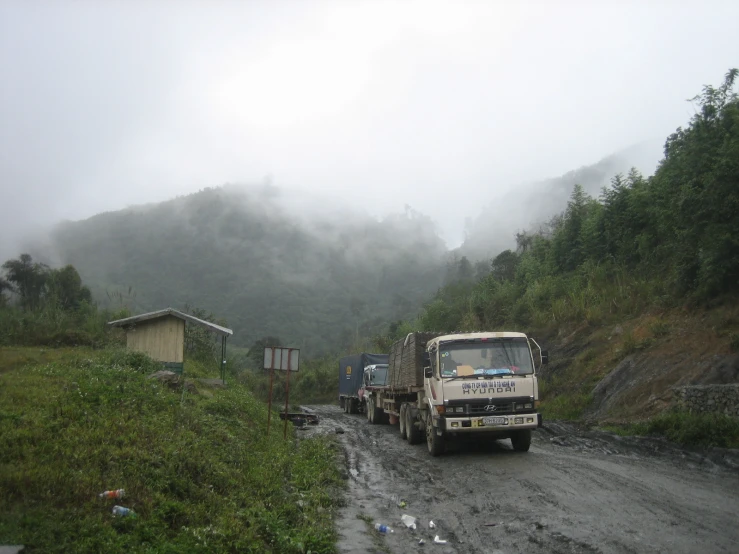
263,347,300,371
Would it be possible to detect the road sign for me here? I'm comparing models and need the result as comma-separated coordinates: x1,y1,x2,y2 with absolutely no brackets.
263,347,300,372
263,346,300,439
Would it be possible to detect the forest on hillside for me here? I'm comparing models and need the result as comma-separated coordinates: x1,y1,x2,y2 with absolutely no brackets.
38,187,447,355
374,69,738,348
9,70,737,362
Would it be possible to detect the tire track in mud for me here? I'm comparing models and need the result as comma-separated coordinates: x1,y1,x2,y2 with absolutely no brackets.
305,405,739,554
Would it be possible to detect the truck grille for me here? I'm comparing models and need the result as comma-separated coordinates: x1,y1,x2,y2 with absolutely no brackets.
469,402,515,415
446,397,533,416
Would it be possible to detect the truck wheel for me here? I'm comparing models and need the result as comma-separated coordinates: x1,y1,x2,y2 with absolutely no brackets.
339,397,345,410
511,430,532,452
349,399,358,414
426,412,445,456
406,407,422,445
372,402,385,424
399,404,408,439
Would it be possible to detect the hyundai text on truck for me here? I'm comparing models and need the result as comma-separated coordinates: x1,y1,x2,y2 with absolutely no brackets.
338,353,388,414
360,331,548,456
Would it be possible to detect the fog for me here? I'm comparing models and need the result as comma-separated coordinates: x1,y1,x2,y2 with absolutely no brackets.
1,0,737,261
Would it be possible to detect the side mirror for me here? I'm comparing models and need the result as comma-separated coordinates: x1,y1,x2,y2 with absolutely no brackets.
541,350,549,365
422,352,430,365
424,366,433,378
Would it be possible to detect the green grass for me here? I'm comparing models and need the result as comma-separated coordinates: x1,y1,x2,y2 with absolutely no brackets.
0,347,342,553
540,392,593,420
603,410,739,449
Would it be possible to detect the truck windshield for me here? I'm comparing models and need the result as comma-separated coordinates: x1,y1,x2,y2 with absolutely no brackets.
367,365,388,385
439,340,534,377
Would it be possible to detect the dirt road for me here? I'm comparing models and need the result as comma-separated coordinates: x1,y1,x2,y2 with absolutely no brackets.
303,405,739,554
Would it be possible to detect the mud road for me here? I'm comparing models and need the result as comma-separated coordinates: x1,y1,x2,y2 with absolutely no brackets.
303,405,739,554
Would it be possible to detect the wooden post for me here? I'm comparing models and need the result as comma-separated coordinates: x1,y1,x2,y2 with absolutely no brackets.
283,349,292,439
267,349,276,435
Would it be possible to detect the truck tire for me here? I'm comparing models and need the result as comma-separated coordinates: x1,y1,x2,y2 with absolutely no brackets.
372,400,385,424
406,407,422,445
349,398,358,414
425,411,445,456
511,430,532,452
399,404,408,439
339,397,345,410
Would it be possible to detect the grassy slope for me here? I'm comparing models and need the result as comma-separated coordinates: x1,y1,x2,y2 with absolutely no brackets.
538,301,739,448
0,347,342,553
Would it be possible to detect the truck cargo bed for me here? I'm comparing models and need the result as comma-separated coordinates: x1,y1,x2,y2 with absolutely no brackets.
388,332,439,388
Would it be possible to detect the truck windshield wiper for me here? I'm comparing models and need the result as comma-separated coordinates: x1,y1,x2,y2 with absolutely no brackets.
442,374,502,382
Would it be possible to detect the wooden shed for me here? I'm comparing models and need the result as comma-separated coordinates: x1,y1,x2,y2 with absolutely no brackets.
107,308,233,377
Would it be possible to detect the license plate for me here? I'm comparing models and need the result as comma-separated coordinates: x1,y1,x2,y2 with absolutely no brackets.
482,416,507,426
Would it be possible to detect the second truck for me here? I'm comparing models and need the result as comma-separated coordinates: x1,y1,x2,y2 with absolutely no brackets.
359,331,547,456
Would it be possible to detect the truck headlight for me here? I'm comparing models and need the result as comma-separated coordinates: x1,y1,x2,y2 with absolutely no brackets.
455,407,464,413
524,403,532,409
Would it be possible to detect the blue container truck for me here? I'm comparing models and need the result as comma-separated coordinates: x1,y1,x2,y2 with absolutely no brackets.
339,353,388,414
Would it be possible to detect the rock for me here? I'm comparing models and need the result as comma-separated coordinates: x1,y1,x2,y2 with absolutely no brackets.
335,427,345,434
147,370,179,383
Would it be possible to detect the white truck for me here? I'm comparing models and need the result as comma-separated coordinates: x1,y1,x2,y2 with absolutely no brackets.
362,331,548,456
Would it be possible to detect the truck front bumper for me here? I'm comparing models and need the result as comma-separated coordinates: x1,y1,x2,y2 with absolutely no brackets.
440,412,542,433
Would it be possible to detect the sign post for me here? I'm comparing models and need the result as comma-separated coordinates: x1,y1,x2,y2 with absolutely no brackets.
263,346,300,438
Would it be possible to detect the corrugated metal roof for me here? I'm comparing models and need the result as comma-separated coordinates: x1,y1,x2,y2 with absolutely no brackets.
107,308,233,336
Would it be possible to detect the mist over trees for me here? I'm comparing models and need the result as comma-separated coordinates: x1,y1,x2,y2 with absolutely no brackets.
376,69,739,341
11,70,735,359
39,186,447,355
458,140,663,261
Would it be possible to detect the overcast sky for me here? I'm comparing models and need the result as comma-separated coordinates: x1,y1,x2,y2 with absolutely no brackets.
1,0,737,258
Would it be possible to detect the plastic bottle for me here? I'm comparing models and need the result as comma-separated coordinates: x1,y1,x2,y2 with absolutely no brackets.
112,505,136,517
99,489,125,500
374,523,393,534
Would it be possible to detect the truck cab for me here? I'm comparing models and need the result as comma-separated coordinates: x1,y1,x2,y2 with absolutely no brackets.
363,363,389,388
422,332,546,455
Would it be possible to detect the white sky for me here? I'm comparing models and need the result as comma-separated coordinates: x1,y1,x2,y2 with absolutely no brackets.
1,0,737,257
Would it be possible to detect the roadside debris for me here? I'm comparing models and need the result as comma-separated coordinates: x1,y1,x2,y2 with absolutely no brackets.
433,535,447,544
418,538,425,545
335,427,345,434
401,514,417,529
98,489,124,500
390,494,407,508
112,505,136,518
374,523,393,534
429,520,436,529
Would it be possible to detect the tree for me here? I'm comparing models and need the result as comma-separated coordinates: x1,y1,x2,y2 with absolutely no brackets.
0,277,13,306
183,304,227,362
47,265,92,310
248,336,282,370
2,254,49,310
491,250,519,282
457,256,474,282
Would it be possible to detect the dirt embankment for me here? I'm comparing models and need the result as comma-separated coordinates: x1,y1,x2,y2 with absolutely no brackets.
537,303,739,422
306,404,739,554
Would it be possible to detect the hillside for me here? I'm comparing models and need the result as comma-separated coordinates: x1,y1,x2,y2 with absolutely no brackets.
40,185,447,355
374,69,739,432
0,347,341,553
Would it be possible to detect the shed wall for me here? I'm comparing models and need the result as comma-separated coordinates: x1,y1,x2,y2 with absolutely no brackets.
126,315,185,363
